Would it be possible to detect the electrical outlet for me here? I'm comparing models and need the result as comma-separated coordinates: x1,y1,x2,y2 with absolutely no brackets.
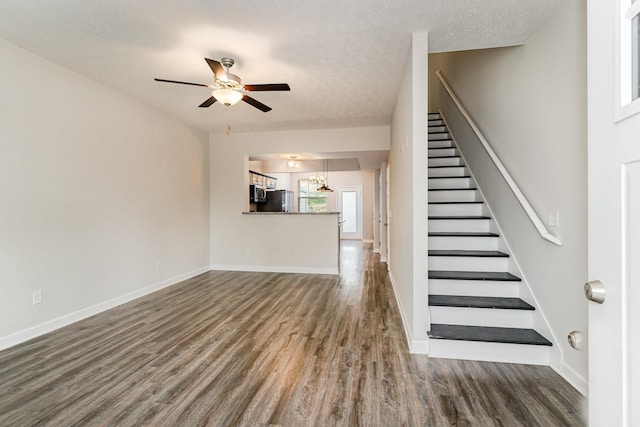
548,211,560,227
156,260,161,271
245,248,251,255
32,290,42,305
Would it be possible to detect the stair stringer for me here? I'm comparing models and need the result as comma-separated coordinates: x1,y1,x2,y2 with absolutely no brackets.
436,110,561,368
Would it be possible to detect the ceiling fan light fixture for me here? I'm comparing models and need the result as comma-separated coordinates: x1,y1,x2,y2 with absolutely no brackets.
212,88,243,106
287,155,300,168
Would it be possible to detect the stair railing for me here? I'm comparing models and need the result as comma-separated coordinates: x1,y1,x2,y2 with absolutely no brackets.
435,70,562,247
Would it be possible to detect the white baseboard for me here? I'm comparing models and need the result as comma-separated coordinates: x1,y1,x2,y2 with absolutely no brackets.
362,239,374,244
410,339,430,354
373,248,380,253
210,264,338,275
551,359,588,396
388,271,429,354
0,266,210,352
380,256,387,262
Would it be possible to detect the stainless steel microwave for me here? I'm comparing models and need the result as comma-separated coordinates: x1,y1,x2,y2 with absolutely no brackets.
250,184,267,203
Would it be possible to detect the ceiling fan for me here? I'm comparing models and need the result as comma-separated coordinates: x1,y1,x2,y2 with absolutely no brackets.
154,57,290,112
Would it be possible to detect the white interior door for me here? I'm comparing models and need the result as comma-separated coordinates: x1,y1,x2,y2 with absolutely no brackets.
338,186,362,240
588,0,640,424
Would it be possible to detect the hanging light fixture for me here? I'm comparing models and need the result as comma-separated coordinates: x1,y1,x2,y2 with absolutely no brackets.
309,158,325,186
287,155,300,168
317,159,333,192
212,88,243,106
309,174,325,186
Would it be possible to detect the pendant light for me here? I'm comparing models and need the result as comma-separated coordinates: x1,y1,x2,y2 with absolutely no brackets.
317,159,333,192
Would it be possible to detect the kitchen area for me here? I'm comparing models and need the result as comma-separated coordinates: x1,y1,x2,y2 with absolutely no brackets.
208,127,389,276
247,170,295,213
237,155,378,274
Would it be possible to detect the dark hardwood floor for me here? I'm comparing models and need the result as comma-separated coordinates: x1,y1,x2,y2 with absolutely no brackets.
0,241,585,426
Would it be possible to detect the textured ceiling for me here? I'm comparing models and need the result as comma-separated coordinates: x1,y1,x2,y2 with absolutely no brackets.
0,0,558,135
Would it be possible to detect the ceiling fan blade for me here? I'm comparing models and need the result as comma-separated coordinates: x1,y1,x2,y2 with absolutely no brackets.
242,95,272,112
198,96,217,108
205,58,227,81
154,78,209,87
244,83,291,91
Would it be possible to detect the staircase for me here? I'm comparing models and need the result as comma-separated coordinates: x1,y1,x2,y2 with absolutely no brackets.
426,112,552,365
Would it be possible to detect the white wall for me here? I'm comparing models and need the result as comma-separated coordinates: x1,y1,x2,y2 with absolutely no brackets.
209,127,389,271
429,0,587,390
0,39,210,347
388,33,429,353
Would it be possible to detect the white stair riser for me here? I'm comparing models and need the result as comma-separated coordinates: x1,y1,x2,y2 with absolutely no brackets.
428,190,477,202
428,125,447,133
428,236,499,251
428,133,451,140
428,256,508,271
428,203,483,216
428,147,457,157
428,279,519,298
430,306,533,329
428,157,462,167
428,339,550,365
428,177,471,189
428,113,441,120
428,166,466,177
428,219,490,232
428,140,453,149
428,119,444,126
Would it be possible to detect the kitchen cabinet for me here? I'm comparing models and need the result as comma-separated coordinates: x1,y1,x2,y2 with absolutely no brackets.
265,177,277,189
249,170,277,189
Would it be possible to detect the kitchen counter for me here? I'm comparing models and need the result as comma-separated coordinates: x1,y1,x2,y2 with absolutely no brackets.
230,211,340,274
242,212,340,215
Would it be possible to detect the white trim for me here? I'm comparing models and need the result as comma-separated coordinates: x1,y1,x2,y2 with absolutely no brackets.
429,339,549,365
617,98,640,121
373,248,380,253
615,0,640,121
363,239,374,244
388,271,430,354
551,359,589,397
210,264,338,275
435,70,562,247
0,266,210,352
410,339,430,354
627,0,640,18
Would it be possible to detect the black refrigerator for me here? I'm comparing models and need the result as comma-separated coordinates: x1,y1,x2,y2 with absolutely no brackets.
258,190,294,212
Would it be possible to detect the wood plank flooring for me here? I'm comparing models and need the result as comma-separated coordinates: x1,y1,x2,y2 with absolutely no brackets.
0,241,586,426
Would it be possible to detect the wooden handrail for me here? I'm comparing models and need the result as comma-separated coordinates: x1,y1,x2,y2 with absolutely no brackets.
435,70,562,246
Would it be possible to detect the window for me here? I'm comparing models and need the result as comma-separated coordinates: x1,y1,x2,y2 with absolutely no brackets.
618,0,640,119
298,179,327,212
